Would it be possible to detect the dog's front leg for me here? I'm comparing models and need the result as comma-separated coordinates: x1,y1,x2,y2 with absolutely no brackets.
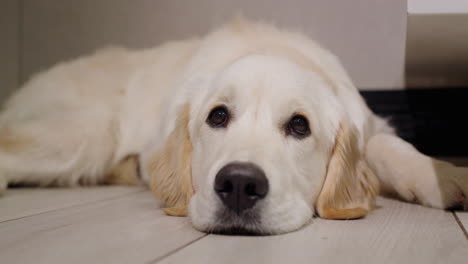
365,134,468,210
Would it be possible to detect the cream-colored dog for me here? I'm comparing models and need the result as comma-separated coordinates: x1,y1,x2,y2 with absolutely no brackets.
1,19,467,235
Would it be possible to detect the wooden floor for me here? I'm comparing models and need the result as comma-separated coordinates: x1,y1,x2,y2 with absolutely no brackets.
0,187,467,264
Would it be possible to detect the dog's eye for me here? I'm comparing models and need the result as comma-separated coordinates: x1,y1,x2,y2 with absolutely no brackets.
286,115,311,139
207,106,230,128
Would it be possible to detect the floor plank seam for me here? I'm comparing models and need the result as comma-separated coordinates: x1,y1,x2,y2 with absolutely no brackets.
0,189,144,224
452,211,468,240
147,234,209,264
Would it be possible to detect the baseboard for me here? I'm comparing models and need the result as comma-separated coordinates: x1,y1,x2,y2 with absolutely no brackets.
360,88,468,156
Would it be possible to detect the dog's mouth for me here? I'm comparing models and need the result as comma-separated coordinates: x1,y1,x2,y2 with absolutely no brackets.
207,207,269,236
210,227,263,236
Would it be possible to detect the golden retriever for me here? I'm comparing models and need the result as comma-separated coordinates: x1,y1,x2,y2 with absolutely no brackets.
1,18,467,235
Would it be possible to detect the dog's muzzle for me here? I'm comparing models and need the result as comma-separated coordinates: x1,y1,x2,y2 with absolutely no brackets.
211,162,269,235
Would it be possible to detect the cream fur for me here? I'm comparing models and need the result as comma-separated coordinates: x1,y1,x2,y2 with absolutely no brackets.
1,18,467,234
104,154,140,186
148,104,193,217
316,124,379,220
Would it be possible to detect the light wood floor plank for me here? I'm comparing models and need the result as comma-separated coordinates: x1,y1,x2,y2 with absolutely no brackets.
0,186,142,222
0,191,204,264
455,212,468,236
158,198,468,264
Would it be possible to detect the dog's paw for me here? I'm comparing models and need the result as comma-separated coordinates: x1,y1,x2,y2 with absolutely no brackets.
438,163,468,210
405,160,468,211
366,134,468,210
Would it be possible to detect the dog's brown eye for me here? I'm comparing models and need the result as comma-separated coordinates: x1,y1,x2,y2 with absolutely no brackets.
286,115,311,139
207,106,230,128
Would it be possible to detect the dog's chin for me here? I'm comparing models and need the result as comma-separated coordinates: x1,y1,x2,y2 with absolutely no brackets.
189,203,271,235
189,195,314,235
191,207,303,236
208,207,269,236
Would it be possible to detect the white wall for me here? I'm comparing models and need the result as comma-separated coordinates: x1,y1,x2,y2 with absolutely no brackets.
0,0,19,104
2,0,407,100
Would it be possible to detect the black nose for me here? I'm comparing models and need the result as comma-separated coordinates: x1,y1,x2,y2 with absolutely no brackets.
214,162,269,215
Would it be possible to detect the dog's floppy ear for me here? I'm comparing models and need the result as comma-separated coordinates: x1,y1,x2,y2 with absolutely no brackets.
316,123,379,219
148,104,193,217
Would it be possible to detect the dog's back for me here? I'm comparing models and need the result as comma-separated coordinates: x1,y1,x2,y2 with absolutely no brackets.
0,39,199,189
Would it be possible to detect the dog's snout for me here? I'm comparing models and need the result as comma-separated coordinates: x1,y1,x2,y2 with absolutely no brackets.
214,162,269,215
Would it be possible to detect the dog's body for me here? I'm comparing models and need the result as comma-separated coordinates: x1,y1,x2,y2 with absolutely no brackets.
1,19,467,235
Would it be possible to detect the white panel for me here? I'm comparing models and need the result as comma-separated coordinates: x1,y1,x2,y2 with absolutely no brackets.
409,0,468,14
23,0,406,90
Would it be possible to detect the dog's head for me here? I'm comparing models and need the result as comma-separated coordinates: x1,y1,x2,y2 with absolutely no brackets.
146,53,378,235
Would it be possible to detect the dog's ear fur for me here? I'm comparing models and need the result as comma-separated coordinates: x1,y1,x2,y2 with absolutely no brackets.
316,123,379,219
148,104,193,217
